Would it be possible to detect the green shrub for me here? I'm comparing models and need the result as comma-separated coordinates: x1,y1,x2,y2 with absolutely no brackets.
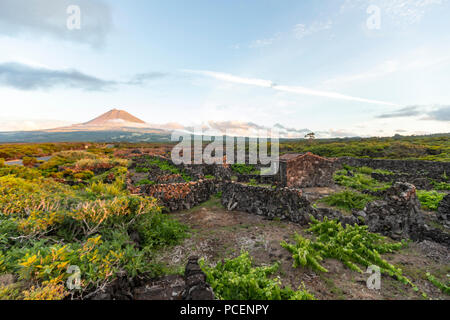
22,157,37,167
319,190,377,212
200,251,315,300
417,190,446,211
0,158,5,167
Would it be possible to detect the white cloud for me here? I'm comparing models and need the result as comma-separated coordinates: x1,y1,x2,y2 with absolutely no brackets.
183,69,273,88
184,69,399,106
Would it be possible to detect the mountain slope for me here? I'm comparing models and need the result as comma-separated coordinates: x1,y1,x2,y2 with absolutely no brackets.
84,109,146,125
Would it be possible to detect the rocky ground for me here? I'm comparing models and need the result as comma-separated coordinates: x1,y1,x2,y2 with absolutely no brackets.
150,194,449,300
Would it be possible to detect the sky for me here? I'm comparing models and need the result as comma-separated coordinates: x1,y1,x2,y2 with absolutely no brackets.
0,0,449,138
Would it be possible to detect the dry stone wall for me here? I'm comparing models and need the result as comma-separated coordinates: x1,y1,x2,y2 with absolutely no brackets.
138,180,218,212
338,157,450,182
221,181,449,246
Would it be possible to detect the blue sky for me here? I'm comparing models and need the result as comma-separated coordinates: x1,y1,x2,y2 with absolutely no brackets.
0,0,449,137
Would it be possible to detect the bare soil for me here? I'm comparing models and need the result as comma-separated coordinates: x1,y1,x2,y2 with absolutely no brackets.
154,196,449,300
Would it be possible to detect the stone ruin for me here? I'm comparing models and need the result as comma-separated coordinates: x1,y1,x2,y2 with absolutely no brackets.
277,152,339,188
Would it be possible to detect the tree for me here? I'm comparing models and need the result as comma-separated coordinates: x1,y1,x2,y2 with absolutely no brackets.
305,132,316,140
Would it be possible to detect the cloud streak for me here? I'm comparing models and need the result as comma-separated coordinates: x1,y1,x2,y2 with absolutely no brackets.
0,62,115,91
184,69,399,106
0,62,168,91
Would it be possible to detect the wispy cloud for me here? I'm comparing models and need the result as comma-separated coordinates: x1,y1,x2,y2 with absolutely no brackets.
0,62,168,91
183,69,399,106
376,106,421,118
0,62,115,91
324,60,400,85
125,72,169,85
376,105,450,121
249,38,276,48
183,69,273,87
0,0,112,47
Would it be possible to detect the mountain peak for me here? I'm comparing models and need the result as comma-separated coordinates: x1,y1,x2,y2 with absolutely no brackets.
84,109,146,125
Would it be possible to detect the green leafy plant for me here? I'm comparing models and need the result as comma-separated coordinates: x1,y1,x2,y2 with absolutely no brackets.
200,251,315,300
281,217,415,289
426,272,450,295
417,190,446,211
281,235,327,273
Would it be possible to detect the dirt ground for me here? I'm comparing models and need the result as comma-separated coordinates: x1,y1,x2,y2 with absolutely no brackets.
154,195,449,300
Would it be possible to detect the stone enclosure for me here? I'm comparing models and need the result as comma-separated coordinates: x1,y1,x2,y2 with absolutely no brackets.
127,152,449,247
